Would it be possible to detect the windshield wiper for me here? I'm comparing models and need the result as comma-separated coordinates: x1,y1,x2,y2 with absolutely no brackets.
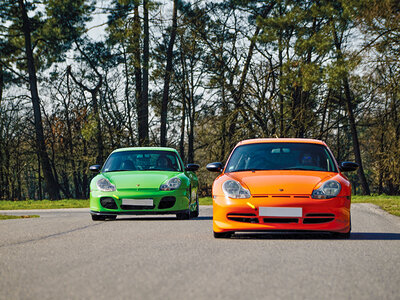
280,167,314,171
230,169,266,172
104,169,134,172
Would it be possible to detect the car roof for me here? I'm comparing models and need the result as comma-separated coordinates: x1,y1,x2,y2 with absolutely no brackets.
237,138,326,147
112,147,178,154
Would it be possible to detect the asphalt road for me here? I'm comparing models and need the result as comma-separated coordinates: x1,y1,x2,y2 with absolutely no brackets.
0,204,399,300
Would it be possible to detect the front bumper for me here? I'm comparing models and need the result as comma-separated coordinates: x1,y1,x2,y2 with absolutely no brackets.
90,188,190,215
213,195,351,233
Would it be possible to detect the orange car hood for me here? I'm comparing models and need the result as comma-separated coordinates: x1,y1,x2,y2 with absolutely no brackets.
226,171,336,195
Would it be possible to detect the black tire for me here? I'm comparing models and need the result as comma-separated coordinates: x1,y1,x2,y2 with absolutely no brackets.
176,211,190,220
190,195,199,219
213,231,233,239
91,214,106,221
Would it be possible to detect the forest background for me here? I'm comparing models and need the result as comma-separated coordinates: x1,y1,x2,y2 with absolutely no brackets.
0,0,399,201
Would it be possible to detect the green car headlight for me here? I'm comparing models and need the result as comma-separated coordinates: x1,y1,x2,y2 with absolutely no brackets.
160,177,181,191
96,178,116,192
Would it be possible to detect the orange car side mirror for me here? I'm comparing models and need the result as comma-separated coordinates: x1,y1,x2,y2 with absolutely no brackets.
339,162,358,172
206,162,223,172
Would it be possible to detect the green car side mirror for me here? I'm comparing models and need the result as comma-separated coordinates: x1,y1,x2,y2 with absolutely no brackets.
185,164,200,172
89,165,102,173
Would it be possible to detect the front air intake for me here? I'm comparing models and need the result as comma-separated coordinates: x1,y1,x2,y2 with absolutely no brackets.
227,213,259,223
100,197,118,209
158,196,176,209
303,218,334,224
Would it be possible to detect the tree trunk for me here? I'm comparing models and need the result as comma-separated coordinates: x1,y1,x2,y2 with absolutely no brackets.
37,152,42,200
67,61,103,164
66,70,80,198
278,40,284,137
179,75,186,162
226,25,262,147
123,46,134,145
0,65,3,106
92,90,103,163
278,2,284,136
343,78,370,195
179,99,186,162
160,0,178,146
140,0,150,146
187,92,194,163
133,3,144,146
18,0,60,199
331,21,370,195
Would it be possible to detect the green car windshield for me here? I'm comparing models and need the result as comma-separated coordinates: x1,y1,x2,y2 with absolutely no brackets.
226,143,337,172
102,150,183,172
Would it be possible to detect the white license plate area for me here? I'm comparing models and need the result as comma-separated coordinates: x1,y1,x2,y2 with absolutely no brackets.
122,199,153,206
259,207,302,217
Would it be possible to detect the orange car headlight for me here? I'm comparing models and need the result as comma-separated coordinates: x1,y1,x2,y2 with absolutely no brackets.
312,180,341,199
222,180,251,199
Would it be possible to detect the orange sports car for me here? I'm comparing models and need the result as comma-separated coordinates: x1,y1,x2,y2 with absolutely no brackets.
206,138,358,238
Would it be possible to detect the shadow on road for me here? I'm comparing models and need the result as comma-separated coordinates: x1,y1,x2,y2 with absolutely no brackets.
115,217,178,221
230,232,400,240
114,216,213,221
349,232,400,240
196,216,213,220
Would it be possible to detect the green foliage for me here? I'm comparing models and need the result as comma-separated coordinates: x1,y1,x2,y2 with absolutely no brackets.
1,0,93,69
199,197,212,206
81,113,98,142
0,199,89,210
352,195,400,217
1,0,400,200
0,214,39,220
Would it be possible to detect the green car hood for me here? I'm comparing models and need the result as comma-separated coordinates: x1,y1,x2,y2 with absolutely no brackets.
102,171,181,190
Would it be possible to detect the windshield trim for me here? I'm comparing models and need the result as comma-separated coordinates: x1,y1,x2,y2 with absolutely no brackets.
224,143,338,173
101,150,183,173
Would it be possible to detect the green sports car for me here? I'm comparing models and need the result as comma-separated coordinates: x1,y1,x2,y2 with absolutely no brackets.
89,147,200,220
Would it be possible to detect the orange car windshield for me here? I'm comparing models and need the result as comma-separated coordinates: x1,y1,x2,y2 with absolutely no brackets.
225,143,337,173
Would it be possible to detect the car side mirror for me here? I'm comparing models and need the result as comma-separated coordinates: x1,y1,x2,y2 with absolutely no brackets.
206,162,223,172
89,164,102,173
185,164,200,172
339,162,358,172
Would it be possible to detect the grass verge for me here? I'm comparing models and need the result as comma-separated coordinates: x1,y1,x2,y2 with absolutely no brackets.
0,214,39,220
351,195,400,217
0,199,89,210
199,197,212,205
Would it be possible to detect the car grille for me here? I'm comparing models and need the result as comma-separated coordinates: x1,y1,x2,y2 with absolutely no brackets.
252,194,311,199
226,212,335,225
121,204,155,210
263,218,298,223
